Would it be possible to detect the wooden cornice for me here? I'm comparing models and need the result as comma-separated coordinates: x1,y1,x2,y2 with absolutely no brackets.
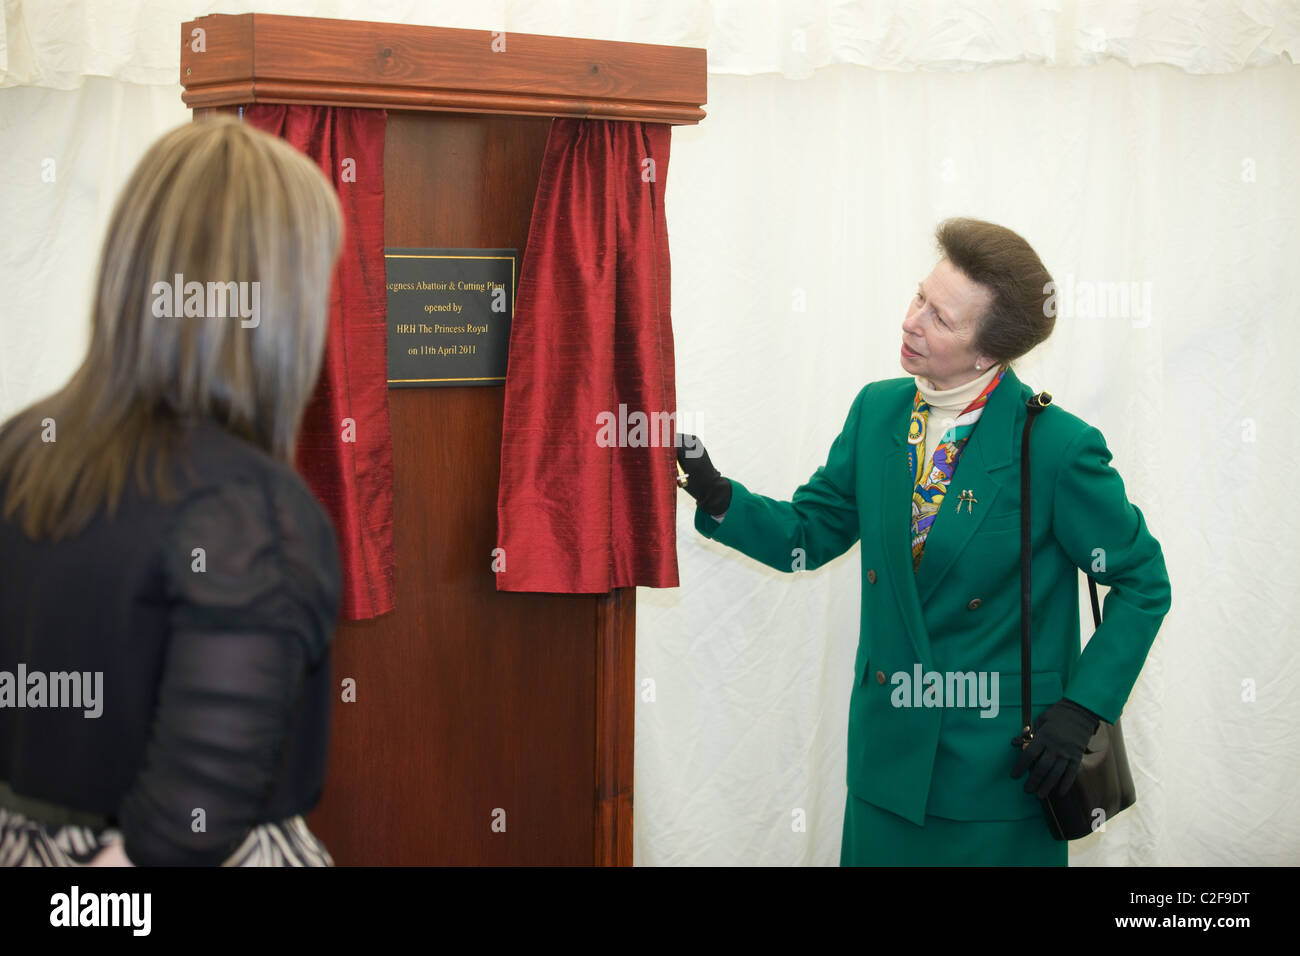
180,13,707,125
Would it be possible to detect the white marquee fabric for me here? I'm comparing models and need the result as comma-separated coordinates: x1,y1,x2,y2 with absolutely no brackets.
3,0,1298,87
1,1,1296,866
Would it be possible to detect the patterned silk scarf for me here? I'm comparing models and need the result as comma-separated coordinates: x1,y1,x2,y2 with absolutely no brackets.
907,366,1007,572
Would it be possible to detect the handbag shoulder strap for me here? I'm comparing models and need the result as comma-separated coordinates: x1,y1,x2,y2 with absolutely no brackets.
1017,391,1105,748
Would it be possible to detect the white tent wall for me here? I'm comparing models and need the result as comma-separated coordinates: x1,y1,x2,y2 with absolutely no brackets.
1,1,1296,867
0,77,190,419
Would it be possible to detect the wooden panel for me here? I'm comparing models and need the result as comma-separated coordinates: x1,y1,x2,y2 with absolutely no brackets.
305,111,635,865
595,587,636,866
181,13,706,124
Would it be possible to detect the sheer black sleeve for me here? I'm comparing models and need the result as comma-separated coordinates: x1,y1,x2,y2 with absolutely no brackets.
116,470,341,866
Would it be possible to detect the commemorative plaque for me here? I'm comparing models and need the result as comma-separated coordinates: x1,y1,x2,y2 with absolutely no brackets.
385,248,516,387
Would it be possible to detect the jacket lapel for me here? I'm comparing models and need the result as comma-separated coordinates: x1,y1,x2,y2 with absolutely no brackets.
880,400,934,668
912,366,1027,607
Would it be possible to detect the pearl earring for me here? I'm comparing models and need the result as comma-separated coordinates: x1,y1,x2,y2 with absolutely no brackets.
975,363,982,370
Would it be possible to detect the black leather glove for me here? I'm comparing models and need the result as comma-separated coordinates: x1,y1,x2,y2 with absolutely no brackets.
1010,698,1101,798
675,434,733,516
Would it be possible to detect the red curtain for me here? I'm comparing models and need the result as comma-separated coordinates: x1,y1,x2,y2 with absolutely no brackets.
496,119,679,593
244,105,395,620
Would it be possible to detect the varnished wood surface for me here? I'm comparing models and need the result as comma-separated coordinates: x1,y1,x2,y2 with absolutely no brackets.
304,113,637,865
181,13,706,124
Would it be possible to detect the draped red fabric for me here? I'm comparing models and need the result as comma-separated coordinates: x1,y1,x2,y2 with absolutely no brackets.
496,119,679,593
244,105,395,619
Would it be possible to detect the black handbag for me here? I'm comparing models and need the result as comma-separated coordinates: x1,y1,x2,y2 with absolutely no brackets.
1017,391,1137,840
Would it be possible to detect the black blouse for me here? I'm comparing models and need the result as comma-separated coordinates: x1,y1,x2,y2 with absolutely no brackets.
0,420,341,865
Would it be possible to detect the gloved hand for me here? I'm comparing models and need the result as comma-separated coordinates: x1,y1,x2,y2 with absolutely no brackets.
1010,698,1101,798
675,433,733,517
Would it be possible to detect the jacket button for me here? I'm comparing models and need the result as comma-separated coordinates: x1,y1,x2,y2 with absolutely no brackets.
867,569,877,584
875,670,886,685
967,598,982,610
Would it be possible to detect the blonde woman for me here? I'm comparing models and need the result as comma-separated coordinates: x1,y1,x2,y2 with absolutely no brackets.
0,116,343,866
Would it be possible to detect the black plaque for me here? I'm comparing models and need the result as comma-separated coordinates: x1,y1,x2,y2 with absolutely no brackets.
385,248,516,387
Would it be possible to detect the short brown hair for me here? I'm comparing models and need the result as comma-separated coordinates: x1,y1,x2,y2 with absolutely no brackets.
0,116,343,540
935,218,1055,364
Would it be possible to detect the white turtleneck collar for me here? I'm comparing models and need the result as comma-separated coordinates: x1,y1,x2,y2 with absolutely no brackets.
915,362,1005,412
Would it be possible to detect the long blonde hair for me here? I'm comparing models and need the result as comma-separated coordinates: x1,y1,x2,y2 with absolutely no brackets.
0,116,343,539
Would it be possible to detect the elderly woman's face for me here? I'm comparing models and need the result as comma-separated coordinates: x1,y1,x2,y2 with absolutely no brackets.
900,258,996,390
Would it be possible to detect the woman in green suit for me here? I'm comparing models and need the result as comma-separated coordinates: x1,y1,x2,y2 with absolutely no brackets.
677,218,1171,866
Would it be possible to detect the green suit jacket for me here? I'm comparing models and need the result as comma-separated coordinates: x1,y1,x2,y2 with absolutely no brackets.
692,366,1171,824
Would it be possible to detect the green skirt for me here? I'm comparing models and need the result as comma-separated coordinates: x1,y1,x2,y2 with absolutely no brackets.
840,791,1067,866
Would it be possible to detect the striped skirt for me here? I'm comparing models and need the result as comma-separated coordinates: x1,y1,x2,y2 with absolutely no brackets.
0,806,333,867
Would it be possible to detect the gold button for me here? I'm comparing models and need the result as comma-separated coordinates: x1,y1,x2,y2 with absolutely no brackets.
875,670,886,685
867,569,877,584
967,598,982,610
